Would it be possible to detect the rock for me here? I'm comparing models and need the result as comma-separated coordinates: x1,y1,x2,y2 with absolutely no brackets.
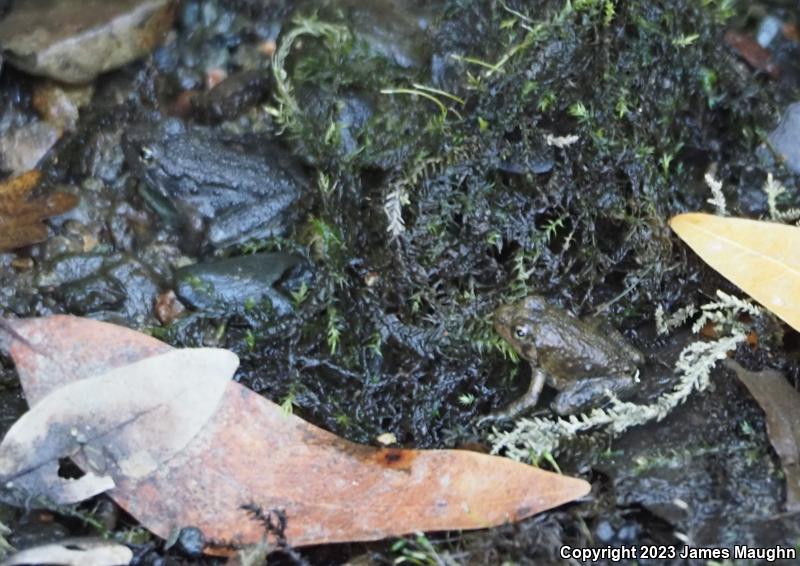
57,274,126,314
0,122,60,175
155,289,185,325
38,250,167,323
595,520,615,543
36,252,109,287
0,0,176,83
175,253,303,316
61,219,100,253
288,0,430,70
105,258,162,323
768,102,800,173
32,80,94,132
204,67,227,89
175,526,205,558
11,257,34,271
334,93,374,158
757,15,783,48
338,0,431,69
37,221,98,261
190,70,271,123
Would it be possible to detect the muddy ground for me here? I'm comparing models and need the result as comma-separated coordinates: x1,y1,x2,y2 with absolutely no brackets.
1,0,800,564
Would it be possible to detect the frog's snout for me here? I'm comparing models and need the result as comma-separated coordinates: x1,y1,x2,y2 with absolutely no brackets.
493,305,514,337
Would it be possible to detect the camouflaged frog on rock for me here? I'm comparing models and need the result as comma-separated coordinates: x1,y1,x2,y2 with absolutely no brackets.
122,119,306,251
491,295,645,418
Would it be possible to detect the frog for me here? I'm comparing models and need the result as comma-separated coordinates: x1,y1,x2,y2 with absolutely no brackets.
490,295,645,418
122,119,306,251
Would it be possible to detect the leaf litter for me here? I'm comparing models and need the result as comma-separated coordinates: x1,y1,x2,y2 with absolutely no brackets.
0,170,78,252
670,212,800,332
0,537,132,566
725,360,800,512
0,315,590,552
0,347,237,504
671,214,800,511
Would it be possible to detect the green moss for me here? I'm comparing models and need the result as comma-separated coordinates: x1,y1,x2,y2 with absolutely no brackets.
233,0,783,447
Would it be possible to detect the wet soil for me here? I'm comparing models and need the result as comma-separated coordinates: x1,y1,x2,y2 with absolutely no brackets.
1,0,800,564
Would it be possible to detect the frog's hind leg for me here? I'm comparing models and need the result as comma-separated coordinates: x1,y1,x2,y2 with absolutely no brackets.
551,376,634,416
484,367,548,422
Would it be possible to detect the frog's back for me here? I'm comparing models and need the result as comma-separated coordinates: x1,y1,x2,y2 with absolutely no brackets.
535,310,637,378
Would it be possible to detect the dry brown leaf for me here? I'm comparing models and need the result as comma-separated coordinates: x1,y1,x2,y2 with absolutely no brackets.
724,30,780,78
0,170,78,251
2,316,590,551
725,360,800,512
670,213,800,332
0,348,236,504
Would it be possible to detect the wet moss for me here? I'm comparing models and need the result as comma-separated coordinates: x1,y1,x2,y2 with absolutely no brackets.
236,0,784,450
0,0,792,560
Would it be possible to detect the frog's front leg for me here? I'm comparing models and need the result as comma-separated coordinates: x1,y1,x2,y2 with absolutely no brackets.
551,376,635,416
484,366,548,422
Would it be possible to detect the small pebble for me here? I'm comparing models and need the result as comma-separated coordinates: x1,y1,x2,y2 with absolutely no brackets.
11,257,34,271
757,15,783,48
595,520,615,542
768,102,800,173
617,523,639,543
155,290,186,325
176,526,205,558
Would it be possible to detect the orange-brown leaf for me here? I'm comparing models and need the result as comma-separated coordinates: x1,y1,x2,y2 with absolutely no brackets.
0,170,42,214
0,170,78,251
3,316,590,550
0,222,48,251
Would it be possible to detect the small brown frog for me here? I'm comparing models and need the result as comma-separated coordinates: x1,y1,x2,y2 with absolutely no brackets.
491,295,644,417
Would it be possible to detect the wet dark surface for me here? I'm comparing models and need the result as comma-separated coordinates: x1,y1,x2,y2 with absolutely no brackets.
1,0,800,564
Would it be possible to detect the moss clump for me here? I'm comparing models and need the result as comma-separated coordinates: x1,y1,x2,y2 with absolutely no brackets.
236,0,782,447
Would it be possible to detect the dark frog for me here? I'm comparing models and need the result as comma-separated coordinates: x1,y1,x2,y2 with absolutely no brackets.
491,295,645,418
122,119,306,250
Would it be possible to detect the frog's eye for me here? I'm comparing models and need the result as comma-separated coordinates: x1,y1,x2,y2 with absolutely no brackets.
139,146,155,164
514,325,529,339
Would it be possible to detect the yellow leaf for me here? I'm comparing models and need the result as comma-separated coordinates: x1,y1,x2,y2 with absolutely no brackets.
670,212,800,331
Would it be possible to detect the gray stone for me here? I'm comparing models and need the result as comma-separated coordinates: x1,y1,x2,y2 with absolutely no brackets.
0,0,175,83
757,15,783,48
0,121,60,176
175,253,303,316
769,102,800,173
36,252,110,287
